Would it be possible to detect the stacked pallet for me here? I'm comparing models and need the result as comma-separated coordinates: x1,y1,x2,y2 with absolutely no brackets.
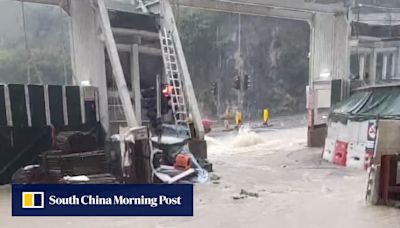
40,150,108,176
39,130,117,183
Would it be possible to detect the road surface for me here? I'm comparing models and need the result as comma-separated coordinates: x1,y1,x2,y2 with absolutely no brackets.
1,126,400,227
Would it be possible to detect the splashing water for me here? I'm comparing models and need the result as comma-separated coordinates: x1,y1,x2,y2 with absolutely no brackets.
232,130,264,148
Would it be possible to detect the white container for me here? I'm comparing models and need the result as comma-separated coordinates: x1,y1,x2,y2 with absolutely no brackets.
346,142,366,169
358,121,369,144
337,122,350,142
327,121,339,140
347,120,361,143
322,138,336,162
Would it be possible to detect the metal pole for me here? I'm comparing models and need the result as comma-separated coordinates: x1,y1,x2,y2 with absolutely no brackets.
216,25,221,116
217,82,221,117
156,74,162,144
156,74,161,119
131,44,142,124
237,13,243,111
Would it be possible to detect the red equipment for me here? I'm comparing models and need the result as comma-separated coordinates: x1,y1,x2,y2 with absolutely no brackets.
333,140,348,166
174,154,192,170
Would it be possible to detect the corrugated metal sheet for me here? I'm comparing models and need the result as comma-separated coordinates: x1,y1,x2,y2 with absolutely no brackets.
333,15,350,80
311,13,349,81
312,14,335,81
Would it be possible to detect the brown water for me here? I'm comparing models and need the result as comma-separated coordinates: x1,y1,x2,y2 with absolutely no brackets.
1,127,400,228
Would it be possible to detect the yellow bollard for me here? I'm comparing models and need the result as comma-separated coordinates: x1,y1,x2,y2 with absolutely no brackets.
263,109,269,125
235,111,243,126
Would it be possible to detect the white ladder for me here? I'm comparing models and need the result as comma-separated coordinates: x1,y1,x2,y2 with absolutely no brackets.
365,165,379,205
159,28,191,137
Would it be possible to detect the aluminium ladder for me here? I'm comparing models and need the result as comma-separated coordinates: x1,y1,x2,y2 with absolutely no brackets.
159,28,191,137
365,165,379,205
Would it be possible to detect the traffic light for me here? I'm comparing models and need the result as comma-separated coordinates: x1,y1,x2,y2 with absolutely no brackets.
211,82,218,97
244,74,252,91
233,75,240,90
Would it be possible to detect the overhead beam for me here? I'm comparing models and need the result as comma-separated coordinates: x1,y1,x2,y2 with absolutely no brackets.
16,0,142,15
351,12,400,26
112,28,160,40
104,0,137,13
350,46,372,53
169,0,315,21
117,44,162,56
16,0,69,13
358,40,400,49
222,0,346,13
16,0,60,5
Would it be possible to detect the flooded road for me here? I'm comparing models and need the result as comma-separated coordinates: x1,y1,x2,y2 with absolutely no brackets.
1,127,400,228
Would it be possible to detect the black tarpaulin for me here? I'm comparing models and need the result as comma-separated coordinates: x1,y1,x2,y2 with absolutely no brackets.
8,84,27,127
48,85,64,126
28,85,46,127
0,85,6,126
66,86,82,126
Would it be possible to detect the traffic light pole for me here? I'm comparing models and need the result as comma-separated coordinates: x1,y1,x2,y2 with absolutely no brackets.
237,13,244,113
217,81,221,116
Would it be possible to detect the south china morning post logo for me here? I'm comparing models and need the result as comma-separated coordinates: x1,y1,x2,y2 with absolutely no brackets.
22,192,44,209
13,184,193,216
23,193,182,209
47,194,182,207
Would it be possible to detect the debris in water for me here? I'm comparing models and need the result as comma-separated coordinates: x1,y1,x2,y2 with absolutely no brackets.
232,195,247,200
321,185,332,193
240,189,259,198
210,173,221,181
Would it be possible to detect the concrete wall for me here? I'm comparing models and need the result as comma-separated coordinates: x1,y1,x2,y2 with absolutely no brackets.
376,120,400,157
310,13,350,124
69,0,109,132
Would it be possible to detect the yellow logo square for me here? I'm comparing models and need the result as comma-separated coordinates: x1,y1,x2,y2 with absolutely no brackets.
22,192,44,209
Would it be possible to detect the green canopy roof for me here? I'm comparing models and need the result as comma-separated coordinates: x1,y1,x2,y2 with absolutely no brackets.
330,85,400,122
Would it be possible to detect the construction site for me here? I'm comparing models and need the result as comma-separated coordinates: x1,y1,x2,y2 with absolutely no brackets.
1,0,400,227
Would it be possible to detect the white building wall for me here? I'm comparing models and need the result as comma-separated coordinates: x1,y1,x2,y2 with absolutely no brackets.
69,0,109,131
311,13,349,82
310,13,350,124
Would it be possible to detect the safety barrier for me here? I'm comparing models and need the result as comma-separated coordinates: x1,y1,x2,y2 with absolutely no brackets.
322,119,377,170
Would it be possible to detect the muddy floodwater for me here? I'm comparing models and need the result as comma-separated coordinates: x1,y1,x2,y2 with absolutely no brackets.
1,127,400,228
